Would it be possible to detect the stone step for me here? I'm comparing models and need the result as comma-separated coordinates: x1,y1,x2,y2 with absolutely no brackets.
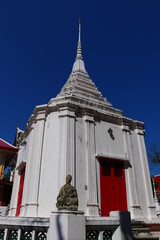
132,221,159,240
132,228,151,232
132,226,159,240
133,237,159,240
133,232,158,238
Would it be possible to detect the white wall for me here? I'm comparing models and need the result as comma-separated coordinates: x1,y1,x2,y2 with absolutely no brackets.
38,112,60,216
9,103,157,220
95,121,125,159
76,117,88,213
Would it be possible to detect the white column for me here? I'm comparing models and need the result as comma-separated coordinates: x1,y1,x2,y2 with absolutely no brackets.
122,124,142,219
84,113,99,216
24,111,46,217
8,169,20,216
57,107,76,191
19,126,34,216
136,127,157,219
8,147,22,216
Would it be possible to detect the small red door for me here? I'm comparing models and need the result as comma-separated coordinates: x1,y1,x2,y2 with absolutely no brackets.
100,159,127,216
16,168,25,216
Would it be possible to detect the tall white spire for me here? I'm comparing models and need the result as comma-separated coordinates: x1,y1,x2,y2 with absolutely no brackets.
79,18,81,41
72,19,87,73
76,18,83,60
57,20,111,106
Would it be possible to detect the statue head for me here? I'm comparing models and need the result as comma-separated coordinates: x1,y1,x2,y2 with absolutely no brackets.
66,175,72,184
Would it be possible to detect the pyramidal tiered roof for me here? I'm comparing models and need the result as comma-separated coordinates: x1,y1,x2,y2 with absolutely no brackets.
57,20,111,106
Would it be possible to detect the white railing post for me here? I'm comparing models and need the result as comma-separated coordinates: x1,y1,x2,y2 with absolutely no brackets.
17,229,21,240
98,231,103,240
32,230,36,240
3,229,8,240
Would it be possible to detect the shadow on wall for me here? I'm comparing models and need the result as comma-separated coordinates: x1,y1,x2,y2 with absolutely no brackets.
56,215,64,240
119,211,133,240
124,161,132,170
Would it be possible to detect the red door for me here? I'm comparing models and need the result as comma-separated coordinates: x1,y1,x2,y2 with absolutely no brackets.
16,168,25,216
100,159,127,216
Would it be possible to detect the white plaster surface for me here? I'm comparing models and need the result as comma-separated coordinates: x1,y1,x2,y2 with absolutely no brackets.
0,207,7,216
38,112,60,216
95,121,126,159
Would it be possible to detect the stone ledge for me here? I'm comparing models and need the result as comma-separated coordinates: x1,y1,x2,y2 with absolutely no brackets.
51,210,84,215
86,216,120,231
0,216,49,230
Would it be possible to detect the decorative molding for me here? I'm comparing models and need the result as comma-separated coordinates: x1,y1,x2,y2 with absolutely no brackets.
16,160,26,171
87,203,99,207
25,203,39,206
108,128,115,140
84,114,94,123
21,140,27,146
121,125,131,133
96,154,130,162
35,111,46,122
135,128,145,136
58,107,76,118
130,205,141,208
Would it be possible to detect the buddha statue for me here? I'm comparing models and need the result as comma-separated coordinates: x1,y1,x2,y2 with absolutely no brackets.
56,175,78,211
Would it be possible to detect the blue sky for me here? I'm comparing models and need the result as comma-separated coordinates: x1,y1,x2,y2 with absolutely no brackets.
0,1,160,174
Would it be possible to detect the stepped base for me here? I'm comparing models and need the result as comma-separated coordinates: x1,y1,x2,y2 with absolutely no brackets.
132,221,159,240
133,237,159,240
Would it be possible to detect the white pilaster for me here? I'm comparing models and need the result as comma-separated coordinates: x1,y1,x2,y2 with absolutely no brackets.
136,128,157,219
57,107,76,190
8,147,22,216
84,114,99,216
24,111,46,217
122,125,142,219
19,126,34,216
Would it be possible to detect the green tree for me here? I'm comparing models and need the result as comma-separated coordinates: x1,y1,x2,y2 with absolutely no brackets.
148,143,160,163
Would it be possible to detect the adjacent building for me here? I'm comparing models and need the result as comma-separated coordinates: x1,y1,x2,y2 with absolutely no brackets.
0,138,17,216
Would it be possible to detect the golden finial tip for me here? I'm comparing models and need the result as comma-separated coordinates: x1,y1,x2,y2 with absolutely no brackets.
79,18,81,24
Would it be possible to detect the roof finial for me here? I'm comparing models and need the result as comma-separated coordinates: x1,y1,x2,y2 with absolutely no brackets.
76,18,83,60
71,19,87,73
79,18,81,42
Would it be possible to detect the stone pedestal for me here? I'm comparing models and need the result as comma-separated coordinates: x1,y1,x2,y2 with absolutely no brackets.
48,211,85,240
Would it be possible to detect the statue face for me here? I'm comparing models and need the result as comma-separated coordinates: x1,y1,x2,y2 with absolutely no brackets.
66,175,72,184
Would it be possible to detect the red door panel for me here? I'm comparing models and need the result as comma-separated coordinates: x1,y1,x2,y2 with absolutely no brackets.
16,168,25,216
100,161,114,216
100,159,127,216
